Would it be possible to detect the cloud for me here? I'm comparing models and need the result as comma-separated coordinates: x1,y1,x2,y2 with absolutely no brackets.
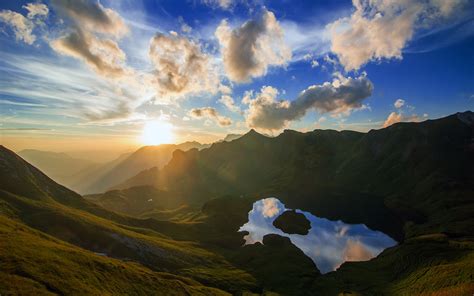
215,9,291,82
22,3,49,19
0,10,36,44
189,107,232,126
202,0,234,10
245,75,373,131
51,0,128,38
259,198,282,218
51,30,128,78
0,52,148,124
342,239,374,262
394,99,405,109
328,0,466,71
382,112,422,128
219,95,240,112
50,0,131,79
148,32,218,98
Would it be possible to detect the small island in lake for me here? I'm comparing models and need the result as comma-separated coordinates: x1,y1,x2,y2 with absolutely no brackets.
273,210,311,235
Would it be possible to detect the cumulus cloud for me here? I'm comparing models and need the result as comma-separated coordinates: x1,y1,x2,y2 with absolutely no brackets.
329,0,466,71
23,3,49,19
394,98,405,109
215,9,291,82
51,30,128,78
149,32,218,97
0,10,36,44
51,0,128,37
219,95,240,112
49,0,130,80
342,239,374,262
189,107,232,126
383,111,422,128
245,75,373,131
260,198,282,218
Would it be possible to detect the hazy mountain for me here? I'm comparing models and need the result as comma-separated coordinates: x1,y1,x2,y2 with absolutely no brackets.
114,111,474,241
81,141,208,194
17,149,99,189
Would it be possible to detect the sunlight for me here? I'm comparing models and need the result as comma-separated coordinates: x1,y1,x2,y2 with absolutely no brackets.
140,120,174,145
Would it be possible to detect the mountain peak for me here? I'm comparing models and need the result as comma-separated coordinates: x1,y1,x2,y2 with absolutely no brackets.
457,110,474,126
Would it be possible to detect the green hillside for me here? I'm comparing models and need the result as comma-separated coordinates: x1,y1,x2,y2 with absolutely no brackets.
114,112,474,242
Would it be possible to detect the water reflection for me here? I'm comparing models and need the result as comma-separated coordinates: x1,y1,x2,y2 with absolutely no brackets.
239,197,397,274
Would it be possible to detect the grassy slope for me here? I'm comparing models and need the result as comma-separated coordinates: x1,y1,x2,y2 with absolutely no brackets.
0,215,229,296
2,146,324,295
314,234,474,295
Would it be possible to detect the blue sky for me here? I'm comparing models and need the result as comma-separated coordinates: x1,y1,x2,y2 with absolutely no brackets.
0,0,473,153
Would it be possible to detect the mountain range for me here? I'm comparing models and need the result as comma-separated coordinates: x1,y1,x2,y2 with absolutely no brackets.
1,111,473,295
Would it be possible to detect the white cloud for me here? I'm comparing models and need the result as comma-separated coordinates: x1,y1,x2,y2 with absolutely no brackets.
0,10,36,44
382,111,422,128
394,99,405,109
202,0,234,10
245,75,373,131
51,30,130,78
219,95,240,113
260,198,282,218
189,107,232,126
22,3,49,19
51,0,129,38
215,9,291,82
50,0,131,80
148,32,218,98
328,0,466,71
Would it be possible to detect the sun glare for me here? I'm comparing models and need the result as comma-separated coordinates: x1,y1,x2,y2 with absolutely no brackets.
140,120,174,145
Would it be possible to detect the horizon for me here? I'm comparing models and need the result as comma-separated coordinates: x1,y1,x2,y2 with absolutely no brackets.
1,0,473,153
3,109,473,158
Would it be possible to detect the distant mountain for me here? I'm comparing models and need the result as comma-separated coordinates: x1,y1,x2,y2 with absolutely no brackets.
114,111,474,241
18,149,99,190
81,141,208,194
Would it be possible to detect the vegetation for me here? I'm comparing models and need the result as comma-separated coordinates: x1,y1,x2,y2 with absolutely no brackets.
1,111,474,295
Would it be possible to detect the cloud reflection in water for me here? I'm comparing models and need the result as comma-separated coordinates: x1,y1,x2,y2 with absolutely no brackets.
239,197,397,273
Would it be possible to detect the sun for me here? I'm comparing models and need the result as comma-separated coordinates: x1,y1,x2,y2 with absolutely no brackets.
140,120,174,145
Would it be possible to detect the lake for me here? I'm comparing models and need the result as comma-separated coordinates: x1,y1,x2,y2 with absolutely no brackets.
239,197,397,273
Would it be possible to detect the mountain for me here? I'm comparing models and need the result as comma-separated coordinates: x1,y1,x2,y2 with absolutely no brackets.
81,141,208,194
0,145,320,294
17,149,99,190
84,185,180,217
221,134,243,142
114,111,474,241
1,111,473,295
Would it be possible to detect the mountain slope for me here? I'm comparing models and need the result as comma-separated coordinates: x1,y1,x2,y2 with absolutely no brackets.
1,145,322,294
17,149,99,194
83,142,208,194
114,111,474,241
0,215,228,295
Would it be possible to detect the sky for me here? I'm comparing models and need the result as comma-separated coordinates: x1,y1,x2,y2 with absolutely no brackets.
0,0,473,155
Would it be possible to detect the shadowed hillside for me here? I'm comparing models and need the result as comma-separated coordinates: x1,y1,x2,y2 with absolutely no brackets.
114,111,474,241
0,145,322,295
